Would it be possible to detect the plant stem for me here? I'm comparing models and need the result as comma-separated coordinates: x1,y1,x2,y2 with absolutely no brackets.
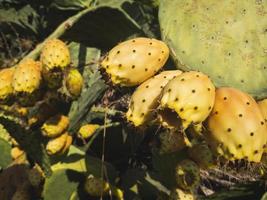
23,6,97,61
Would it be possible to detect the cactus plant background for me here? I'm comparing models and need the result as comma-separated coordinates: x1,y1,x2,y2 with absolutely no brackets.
0,0,267,200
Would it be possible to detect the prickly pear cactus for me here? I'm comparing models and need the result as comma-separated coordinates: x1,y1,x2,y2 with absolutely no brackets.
12,59,42,94
175,159,200,191
258,99,267,123
188,144,214,169
12,59,42,105
40,38,70,88
159,0,267,99
45,132,68,155
40,39,70,71
126,70,182,126
160,71,215,129
101,37,169,86
0,67,15,103
41,115,69,138
65,68,83,97
206,87,267,162
169,188,195,200
78,124,100,139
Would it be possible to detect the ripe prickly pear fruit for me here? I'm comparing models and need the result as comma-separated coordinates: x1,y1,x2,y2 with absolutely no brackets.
159,130,187,154
78,124,100,139
13,59,42,93
169,188,195,200
101,37,169,86
206,87,267,162
11,146,24,160
40,39,70,88
188,144,214,169
0,67,15,103
160,71,215,130
84,175,124,200
65,68,83,97
175,159,200,190
41,115,69,138
258,99,267,124
12,59,42,106
126,70,182,126
40,39,70,70
45,132,68,155
58,134,72,154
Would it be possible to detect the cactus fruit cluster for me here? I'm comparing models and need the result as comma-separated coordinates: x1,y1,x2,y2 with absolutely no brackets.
1,16,267,199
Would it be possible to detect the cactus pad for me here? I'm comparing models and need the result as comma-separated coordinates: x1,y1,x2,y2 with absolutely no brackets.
159,0,267,99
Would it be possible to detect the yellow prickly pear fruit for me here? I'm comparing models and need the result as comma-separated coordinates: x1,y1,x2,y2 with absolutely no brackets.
11,146,24,160
41,115,69,138
160,71,215,130
40,38,70,71
206,87,267,162
159,130,187,154
65,68,83,97
78,124,100,139
126,70,182,126
45,132,68,155
169,188,195,200
0,67,15,103
175,159,200,191
58,134,72,154
188,144,214,169
258,99,267,124
84,175,124,200
101,37,169,86
12,59,42,106
40,38,70,88
12,59,42,93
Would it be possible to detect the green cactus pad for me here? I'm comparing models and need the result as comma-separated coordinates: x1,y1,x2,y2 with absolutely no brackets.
159,0,267,99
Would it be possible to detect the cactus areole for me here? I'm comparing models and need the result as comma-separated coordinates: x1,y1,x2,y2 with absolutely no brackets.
159,0,267,99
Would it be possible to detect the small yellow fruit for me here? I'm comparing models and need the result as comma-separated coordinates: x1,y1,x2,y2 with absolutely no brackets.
42,115,69,138
65,68,83,97
58,135,72,154
11,147,24,160
46,132,68,155
78,124,100,139
0,67,15,103
40,39,70,71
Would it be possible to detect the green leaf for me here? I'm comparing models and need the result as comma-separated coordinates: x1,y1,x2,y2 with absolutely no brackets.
68,48,107,134
0,113,52,176
43,169,83,200
51,0,92,10
0,5,40,34
0,124,11,144
50,145,118,184
0,138,12,169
